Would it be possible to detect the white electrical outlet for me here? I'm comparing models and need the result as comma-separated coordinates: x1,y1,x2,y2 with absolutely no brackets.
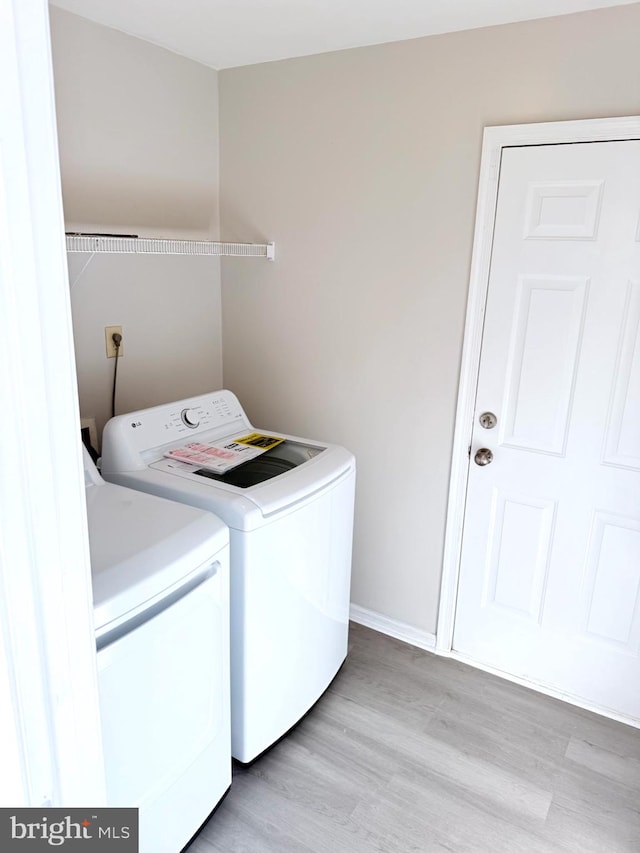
105,325,124,358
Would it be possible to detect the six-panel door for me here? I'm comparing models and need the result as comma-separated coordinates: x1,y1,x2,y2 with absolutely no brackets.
453,141,640,720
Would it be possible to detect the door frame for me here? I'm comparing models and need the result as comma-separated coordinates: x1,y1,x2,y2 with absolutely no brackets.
436,115,640,654
0,0,106,805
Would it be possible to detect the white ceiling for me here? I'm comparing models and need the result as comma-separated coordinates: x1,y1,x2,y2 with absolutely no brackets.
49,0,637,70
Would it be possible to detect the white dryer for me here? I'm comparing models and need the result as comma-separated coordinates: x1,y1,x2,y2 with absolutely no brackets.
84,446,231,852
101,390,356,763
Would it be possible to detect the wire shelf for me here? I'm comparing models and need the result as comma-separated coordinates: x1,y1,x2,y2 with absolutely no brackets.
65,234,275,260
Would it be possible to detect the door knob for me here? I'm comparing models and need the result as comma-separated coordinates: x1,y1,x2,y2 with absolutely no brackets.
474,448,493,466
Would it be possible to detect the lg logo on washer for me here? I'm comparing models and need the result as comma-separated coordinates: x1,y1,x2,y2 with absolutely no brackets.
130,421,142,429
0,809,137,850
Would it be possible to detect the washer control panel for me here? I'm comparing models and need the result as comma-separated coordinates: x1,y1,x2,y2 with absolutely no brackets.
102,390,257,472
114,391,250,453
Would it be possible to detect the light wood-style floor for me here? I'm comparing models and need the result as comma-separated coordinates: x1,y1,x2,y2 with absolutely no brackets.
188,622,640,852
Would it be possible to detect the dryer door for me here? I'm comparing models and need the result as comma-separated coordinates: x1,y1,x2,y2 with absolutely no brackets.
97,564,230,852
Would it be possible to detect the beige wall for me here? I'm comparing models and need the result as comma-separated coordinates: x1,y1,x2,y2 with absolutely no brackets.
50,8,222,443
50,3,640,637
218,4,640,635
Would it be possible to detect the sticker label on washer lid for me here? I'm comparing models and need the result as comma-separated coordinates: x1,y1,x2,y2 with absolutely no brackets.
232,433,284,449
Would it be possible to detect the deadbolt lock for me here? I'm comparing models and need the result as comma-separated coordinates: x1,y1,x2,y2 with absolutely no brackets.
479,411,497,429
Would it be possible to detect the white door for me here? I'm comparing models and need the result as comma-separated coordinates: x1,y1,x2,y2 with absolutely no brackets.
453,140,640,721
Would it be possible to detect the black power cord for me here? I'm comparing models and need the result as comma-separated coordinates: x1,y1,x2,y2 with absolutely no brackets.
111,332,122,418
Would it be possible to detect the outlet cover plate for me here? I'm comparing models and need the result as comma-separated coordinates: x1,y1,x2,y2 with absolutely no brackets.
105,325,123,358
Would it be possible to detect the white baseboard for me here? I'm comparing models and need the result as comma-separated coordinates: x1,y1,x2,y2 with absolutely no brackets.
349,604,436,652
349,605,639,728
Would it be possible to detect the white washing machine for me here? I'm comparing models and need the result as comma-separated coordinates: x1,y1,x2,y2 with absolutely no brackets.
101,390,356,763
84,446,231,852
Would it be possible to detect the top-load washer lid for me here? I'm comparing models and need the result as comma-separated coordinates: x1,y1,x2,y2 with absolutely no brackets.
83,447,228,636
101,390,356,530
190,444,300,487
